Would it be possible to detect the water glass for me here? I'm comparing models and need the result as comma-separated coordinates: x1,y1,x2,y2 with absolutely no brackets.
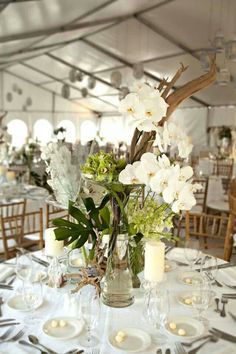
79,286,100,347
144,286,169,344
184,239,200,269
16,253,32,297
191,277,212,323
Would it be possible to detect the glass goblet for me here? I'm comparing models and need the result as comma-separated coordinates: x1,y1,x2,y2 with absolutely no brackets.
23,281,43,326
191,277,212,324
79,286,100,347
144,287,169,345
184,239,200,270
16,253,32,298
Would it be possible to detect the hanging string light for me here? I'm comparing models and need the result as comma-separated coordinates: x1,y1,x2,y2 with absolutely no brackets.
69,68,77,83
110,71,122,88
119,87,129,100
81,88,88,97
133,63,144,79
61,84,70,99
88,77,96,90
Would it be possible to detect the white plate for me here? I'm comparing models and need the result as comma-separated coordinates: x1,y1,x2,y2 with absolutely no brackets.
165,260,177,272
177,291,195,308
7,294,43,312
108,328,151,353
42,317,84,340
165,317,205,341
178,272,204,286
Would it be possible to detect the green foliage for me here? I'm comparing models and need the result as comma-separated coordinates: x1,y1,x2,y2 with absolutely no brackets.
127,195,174,240
52,195,111,260
81,151,127,183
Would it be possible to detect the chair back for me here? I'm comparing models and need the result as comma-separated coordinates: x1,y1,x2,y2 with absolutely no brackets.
0,200,26,217
185,211,233,261
192,178,208,212
214,159,234,178
229,179,236,197
0,214,24,259
46,203,68,228
22,208,44,249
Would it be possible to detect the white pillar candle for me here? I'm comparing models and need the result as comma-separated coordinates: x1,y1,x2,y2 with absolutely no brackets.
45,228,64,257
6,171,15,182
144,240,165,282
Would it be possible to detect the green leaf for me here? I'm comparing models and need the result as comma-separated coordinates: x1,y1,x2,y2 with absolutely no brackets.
54,227,83,240
72,232,90,248
68,201,89,226
52,218,79,229
99,206,110,226
98,194,110,210
83,197,95,213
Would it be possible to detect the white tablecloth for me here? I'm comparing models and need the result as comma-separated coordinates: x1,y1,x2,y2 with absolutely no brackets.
206,176,229,212
0,250,236,353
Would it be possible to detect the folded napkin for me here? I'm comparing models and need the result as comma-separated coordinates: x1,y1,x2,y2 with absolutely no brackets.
0,264,14,282
217,267,236,286
166,247,188,263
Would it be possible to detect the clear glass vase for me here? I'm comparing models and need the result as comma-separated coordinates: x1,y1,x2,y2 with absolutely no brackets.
102,233,134,308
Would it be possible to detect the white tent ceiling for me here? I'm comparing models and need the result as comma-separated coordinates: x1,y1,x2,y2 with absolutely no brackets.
1,0,236,115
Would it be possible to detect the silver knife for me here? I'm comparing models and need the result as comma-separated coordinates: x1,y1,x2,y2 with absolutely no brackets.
197,262,235,272
210,328,236,343
0,319,15,323
0,322,20,327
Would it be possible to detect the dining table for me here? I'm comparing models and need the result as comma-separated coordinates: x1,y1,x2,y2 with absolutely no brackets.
0,248,235,354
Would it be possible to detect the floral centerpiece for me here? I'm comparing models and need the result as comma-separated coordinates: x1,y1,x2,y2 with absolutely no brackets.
52,57,217,307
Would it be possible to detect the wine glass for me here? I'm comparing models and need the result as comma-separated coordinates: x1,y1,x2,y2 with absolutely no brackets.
191,276,212,324
23,281,43,326
184,239,200,270
144,286,169,345
79,286,100,347
16,253,32,298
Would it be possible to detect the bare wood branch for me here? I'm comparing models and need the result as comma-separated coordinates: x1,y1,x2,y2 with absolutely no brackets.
164,55,216,119
130,128,142,162
157,78,168,92
161,63,188,99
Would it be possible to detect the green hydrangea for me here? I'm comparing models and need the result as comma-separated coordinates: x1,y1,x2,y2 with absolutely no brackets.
127,195,174,240
81,151,127,183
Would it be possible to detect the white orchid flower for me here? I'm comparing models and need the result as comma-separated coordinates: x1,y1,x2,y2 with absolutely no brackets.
118,162,141,184
171,187,196,213
135,152,159,185
157,154,171,169
153,126,164,152
162,180,186,204
179,165,193,181
191,183,203,192
150,168,172,193
119,93,144,119
131,81,152,98
136,119,157,132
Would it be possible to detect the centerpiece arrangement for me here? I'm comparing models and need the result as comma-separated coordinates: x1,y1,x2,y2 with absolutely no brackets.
52,56,217,308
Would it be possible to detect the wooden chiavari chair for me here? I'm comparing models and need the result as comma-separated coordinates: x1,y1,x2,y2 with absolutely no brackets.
185,211,234,261
192,178,209,213
213,159,234,194
46,203,68,228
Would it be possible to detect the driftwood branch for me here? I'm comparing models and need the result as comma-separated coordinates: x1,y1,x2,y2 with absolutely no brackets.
161,63,188,99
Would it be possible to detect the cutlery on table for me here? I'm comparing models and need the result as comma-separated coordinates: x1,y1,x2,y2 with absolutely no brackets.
19,340,48,354
206,272,223,287
229,311,236,321
214,298,221,312
0,322,20,327
0,296,3,317
64,350,84,354
28,334,57,354
0,318,16,323
175,342,187,354
210,327,236,343
31,255,49,267
182,334,213,347
165,349,171,354
0,327,15,340
0,284,13,290
220,297,228,317
1,329,24,342
188,334,219,354
197,262,235,272
6,274,16,285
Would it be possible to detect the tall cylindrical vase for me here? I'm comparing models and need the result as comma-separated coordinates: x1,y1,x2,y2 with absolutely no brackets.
101,233,134,308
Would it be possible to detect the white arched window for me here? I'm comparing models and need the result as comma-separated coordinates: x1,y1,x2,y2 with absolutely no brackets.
57,120,76,143
80,120,97,145
33,119,53,145
7,119,28,148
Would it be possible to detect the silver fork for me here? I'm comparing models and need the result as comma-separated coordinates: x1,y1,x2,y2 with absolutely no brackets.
2,329,24,342
175,342,187,354
0,327,14,340
206,272,223,287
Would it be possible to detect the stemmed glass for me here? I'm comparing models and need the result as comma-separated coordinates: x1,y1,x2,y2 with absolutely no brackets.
191,275,212,324
184,239,200,270
16,253,32,298
144,287,169,345
23,281,43,326
79,286,100,347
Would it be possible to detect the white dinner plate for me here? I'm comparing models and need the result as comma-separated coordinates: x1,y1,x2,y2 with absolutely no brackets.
7,294,43,312
165,260,177,272
108,328,151,353
178,271,204,286
165,317,205,341
42,317,84,340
